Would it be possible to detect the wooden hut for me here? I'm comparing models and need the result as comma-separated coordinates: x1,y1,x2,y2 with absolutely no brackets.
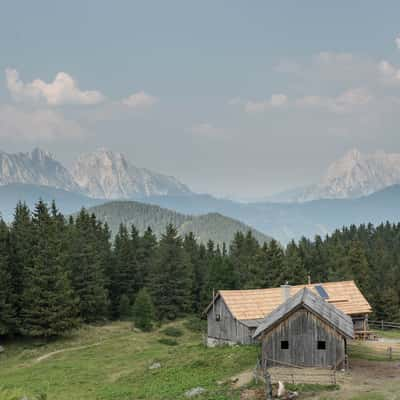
204,280,370,346
253,288,354,369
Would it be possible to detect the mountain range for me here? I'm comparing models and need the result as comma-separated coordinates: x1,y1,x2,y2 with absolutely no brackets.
0,148,191,199
1,147,400,244
269,149,400,202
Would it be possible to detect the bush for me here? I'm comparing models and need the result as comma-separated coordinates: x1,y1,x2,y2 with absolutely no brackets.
161,327,183,337
183,316,206,332
158,338,178,346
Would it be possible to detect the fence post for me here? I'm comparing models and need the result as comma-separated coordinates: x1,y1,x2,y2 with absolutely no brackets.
381,320,384,330
264,369,273,400
388,346,393,361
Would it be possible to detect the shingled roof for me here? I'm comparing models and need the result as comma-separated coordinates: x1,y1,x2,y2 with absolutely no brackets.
205,280,371,322
253,287,355,339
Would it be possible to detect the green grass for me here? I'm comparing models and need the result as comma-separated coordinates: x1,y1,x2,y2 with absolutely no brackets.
0,321,258,400
373,329,400,339
348,342,400,361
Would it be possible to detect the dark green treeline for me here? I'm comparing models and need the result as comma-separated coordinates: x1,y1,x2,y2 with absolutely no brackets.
0,201,399,337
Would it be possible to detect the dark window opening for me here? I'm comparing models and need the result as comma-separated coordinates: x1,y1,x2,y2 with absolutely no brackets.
215,313,221,321
317,340,326,350
281,340,289,349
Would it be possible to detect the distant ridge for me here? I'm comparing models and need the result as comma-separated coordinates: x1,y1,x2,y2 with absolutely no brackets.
84,201,272,245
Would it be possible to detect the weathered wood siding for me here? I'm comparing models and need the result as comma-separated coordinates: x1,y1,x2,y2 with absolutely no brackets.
207,297,254,345
261,309,346,369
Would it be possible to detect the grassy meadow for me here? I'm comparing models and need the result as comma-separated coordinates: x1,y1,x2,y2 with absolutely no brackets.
0,320,257,400
1,322,400,400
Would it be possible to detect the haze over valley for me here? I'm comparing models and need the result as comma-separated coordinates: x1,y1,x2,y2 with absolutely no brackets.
1,147,400,243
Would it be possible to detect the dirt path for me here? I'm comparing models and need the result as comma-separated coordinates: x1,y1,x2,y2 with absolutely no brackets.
35,342,104,362
35,333,135,363
230,370,255,388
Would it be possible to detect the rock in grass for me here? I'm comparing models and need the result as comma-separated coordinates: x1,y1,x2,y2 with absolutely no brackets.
185,387,206,397
149,362,161,370
0,345,4,353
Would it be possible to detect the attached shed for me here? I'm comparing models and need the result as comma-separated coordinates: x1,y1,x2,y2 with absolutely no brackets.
205,293,260,346
204,280,370,346
253,288,354,369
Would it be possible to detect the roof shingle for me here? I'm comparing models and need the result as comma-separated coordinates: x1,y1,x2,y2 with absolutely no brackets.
208,280,371,321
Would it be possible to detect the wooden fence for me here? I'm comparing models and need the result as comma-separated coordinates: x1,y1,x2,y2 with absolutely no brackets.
349,340,400,361
256,358,339,385
369,320,400,331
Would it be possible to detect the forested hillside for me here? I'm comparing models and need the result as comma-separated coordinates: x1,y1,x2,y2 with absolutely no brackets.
84,201,271,245
0,200,399,339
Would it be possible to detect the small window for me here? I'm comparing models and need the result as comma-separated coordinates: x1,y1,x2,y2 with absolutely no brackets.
317,340,326,350
215,313,221,321
281,340,289,349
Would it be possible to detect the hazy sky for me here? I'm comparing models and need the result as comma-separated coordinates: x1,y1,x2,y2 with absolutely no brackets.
1,1,400,198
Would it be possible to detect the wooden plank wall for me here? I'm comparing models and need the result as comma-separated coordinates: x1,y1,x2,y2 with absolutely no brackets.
207,297,254,344
261,309,346,369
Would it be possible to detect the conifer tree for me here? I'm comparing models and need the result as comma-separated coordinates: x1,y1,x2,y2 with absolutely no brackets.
20,201,78,337
133,288,155,331
67,209,109,322
9,202,35,333
136,227,157,289
262,239,284,287
280,241,307,285
110,224,135,318
0,220,13,335
184,232,206,313
150,224,193,320
346,240,370,293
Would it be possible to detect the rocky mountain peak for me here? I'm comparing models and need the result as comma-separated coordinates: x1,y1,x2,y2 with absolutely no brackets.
72,148,191,199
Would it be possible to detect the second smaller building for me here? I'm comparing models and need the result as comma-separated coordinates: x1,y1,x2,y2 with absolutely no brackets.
253,288,354,369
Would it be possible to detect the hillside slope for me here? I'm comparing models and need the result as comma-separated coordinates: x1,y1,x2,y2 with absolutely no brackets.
86,201,271,245
143,185,400,244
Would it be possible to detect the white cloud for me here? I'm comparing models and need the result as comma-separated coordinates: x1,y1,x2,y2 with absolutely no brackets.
5,68,105,106
0,105,85,141
396,36,400,49
122,91,159,108
191,123,223,136
378,60,400,85
245,94,288,113
296,88,372,114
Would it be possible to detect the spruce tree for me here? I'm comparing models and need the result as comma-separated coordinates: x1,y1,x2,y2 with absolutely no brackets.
346,240,370,293
262,239,284,287
9,202,35,334
136,227,157,289
133,288,154,331
150,224,193,320
67,209,109,323
280,241,307,285
110,224,135,318
20,201,78,337
0,220,13,335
